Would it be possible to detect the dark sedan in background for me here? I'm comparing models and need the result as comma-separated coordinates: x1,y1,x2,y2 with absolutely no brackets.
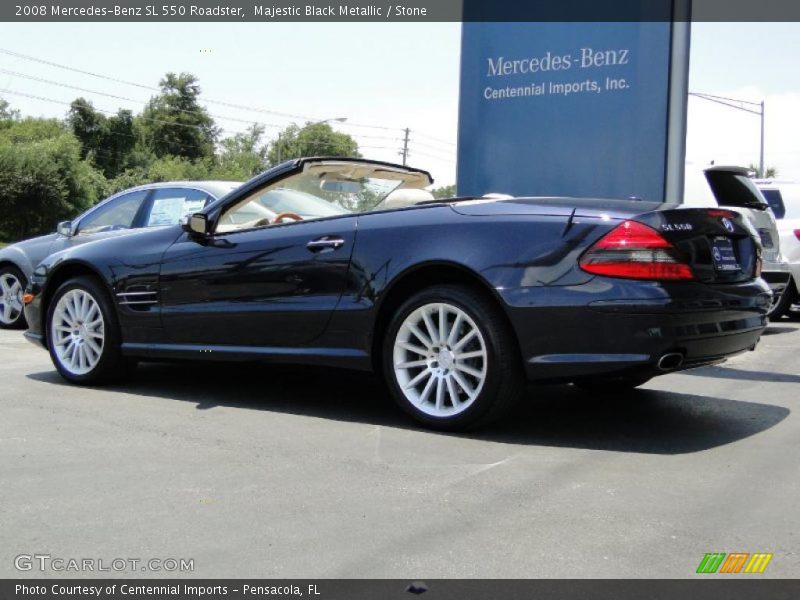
23,158,771,430
0,180,241,329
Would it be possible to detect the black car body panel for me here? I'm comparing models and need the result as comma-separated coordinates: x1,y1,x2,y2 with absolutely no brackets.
24,158,771,384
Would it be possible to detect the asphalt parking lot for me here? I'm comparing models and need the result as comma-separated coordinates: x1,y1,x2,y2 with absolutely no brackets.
1,319,798,579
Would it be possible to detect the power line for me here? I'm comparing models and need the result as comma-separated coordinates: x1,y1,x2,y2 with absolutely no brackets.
0,47,320,122
0,47,458,151
0,68,290,129
412,130,457,147
0,68,409,148
0,88,219,133
410,137,456,155
408,148,456,163
0,47,407,135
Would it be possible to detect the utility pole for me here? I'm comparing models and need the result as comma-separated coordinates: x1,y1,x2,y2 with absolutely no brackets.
400,128,410,165
689,92,765,177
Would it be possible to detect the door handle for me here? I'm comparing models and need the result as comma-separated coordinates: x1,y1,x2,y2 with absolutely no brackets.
306,236,345,253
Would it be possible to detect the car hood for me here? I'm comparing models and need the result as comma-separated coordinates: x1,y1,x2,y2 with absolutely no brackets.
1,233,59,253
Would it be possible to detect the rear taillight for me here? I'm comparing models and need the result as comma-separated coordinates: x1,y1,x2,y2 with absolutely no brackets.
579,220,694,281
794,229,800,242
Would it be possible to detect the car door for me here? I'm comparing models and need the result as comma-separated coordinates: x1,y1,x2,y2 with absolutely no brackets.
158,217,357,347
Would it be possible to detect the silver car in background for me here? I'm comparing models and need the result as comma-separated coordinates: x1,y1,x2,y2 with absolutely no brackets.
0,180,241,329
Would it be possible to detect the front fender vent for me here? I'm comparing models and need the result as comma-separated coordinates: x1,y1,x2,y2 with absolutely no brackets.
116,288,158,310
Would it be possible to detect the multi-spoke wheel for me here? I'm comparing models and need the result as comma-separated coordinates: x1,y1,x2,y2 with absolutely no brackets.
51,288,105,376
393,302,488,417
46,276,131,384
383,285,524,430
0,266,27,329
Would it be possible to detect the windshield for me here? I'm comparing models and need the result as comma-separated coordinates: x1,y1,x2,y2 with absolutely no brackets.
217,167,411,233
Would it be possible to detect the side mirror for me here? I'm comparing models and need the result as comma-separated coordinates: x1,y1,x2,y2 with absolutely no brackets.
183,213,209,236
57,221,74,237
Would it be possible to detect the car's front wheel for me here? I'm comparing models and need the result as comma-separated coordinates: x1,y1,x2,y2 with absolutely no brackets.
0,265,28,329
47,276,131,384
383,285,524,430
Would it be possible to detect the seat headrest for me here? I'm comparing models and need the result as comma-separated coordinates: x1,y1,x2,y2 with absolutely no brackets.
380,187,435,209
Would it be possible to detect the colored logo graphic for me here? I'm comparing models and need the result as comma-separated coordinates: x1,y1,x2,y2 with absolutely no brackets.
696,552,773,574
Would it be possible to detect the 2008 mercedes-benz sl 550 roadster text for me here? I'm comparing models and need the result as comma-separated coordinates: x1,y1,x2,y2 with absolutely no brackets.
23,158,771,430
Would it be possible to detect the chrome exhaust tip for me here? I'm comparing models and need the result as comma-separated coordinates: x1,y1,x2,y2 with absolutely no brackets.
657,352,684,371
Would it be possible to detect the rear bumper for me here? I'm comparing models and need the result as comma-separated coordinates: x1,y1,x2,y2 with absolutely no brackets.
499,277,771,382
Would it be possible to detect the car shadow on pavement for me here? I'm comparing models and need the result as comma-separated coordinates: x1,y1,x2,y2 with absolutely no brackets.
680,365,800,384
27,362,789,455
762,325,797,336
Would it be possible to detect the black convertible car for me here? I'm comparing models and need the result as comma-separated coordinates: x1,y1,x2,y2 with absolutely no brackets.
23,158,771,430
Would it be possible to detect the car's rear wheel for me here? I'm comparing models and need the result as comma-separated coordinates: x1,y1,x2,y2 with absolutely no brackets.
0,265,28,330
47,276,132,384
383,285,524,430
767,277,796,320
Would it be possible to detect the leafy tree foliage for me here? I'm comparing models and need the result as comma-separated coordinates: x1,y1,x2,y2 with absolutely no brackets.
139,73,219,161
431,184,456,199
748,163,778,179
267,122,360,165
0,119,104,241
68,98,136,179
0,98,20,127
218,123,268,178
0,75,370,243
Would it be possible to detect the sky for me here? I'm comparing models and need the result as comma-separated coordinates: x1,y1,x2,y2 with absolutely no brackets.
0,22,798,187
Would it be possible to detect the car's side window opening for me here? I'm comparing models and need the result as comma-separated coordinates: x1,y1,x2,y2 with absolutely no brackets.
76,190,150,235
216,168,423,234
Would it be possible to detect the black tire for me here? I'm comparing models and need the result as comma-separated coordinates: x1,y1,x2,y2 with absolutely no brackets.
767,278,796,320
382,284,524,431
46,276,133,385
573,375,652,395
0,264,28,330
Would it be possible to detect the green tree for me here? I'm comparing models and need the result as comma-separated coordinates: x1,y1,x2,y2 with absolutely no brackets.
0,98,19,127
68,98,136,179
0,118,104,241
217,123,268,178
139,72,218,161
748,163,778,179
431,184,456,199
267,122,360,165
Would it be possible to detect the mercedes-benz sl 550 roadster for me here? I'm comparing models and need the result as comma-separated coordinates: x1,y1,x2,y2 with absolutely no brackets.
23,158,771,429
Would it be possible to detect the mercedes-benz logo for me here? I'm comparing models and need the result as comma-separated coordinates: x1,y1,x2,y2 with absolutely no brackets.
722,218,735,233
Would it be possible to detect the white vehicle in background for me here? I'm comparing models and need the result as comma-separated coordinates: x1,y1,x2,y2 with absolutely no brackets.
684,164,792,319
754,180,800,315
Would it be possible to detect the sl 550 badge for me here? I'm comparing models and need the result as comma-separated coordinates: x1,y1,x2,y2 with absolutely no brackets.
662,223,694,232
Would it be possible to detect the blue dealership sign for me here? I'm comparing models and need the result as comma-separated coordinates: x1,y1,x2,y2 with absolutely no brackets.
457,19,689,202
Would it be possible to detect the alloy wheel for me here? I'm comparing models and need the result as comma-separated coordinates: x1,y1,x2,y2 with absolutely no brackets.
392,302,488,417
0,273,24,326
50,289,105,376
